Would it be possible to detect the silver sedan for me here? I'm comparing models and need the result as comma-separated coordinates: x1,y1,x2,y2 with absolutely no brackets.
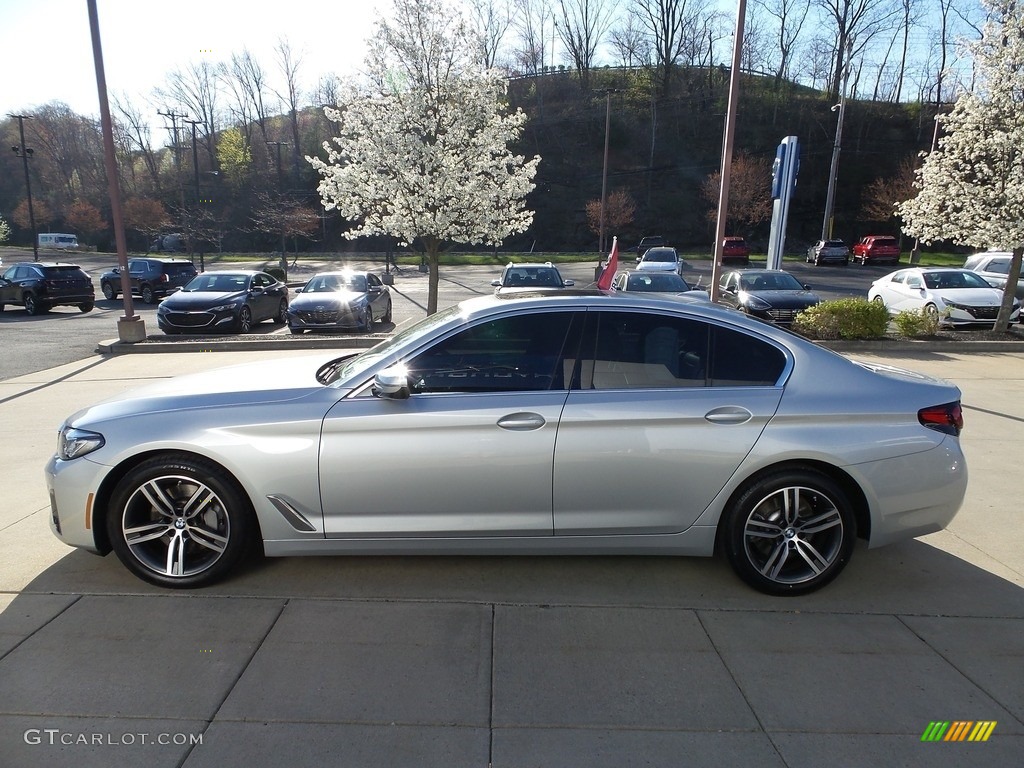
46,292,967,595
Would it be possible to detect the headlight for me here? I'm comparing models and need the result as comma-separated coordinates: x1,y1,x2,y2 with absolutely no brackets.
210,302,241,312
58,426,105,461
744,295,771,310
943,300,966,310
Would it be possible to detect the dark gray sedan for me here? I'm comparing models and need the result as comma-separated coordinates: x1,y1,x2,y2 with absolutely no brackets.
156,270,288,334
285,270,392,333
718,269,820,324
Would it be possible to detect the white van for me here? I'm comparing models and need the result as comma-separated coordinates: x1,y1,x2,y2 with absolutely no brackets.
38,233,79,250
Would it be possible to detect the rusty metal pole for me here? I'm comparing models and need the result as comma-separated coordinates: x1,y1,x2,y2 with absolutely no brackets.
87,0,144,341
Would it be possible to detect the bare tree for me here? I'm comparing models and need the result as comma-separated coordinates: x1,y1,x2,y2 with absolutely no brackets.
112,95,162,194
628,0,714,97
555,0,617,90
154,61,220,167
221,49,278,152
609,14,651,69
813,0,901,100
467,0,514,69
511,0,554,74
274,38,304,186
753,0,812,90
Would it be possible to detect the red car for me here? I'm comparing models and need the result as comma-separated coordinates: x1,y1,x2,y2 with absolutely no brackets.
721,236,750,264
852,235,901,265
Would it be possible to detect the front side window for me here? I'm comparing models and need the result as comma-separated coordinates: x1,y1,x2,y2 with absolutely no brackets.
405,311,577,393
581,312,786,390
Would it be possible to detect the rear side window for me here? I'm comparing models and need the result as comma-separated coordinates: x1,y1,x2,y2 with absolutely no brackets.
44,266,88,279
581,312,786,390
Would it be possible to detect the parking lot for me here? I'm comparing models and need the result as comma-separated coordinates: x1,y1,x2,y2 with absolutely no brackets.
2,246,1022,767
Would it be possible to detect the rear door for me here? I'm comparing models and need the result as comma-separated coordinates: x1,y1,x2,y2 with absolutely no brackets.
553,310,787,535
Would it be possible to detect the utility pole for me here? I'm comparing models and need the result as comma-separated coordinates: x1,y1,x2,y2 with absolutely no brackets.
266,141,289,262
9,114,38,261
821,40,853,241
595,89,619,255
184,118,204,271
158,108,188,220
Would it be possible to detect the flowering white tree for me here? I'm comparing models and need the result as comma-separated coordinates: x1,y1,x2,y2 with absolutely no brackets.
898,0,1024,331
0,215,10,244
308,0,540,315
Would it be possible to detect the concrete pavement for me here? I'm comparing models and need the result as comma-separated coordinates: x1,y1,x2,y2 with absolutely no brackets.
1,348,1022,767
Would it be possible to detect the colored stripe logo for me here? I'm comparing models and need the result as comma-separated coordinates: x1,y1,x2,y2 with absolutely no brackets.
921,721,997,742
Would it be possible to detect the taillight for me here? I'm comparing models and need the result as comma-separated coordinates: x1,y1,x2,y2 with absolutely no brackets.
159,274,169,283
918,401,963,436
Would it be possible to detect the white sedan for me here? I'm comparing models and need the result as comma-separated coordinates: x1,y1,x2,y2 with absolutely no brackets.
868,267,1020,326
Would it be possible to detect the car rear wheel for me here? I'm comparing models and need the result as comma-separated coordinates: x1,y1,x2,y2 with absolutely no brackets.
106,455,255,588
102,283,116,300
721,469,855,595
24,293,44,315
79,302,94,313
237,306,253,333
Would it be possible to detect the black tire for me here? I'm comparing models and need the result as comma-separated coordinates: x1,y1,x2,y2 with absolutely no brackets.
273,298,287,324
237,306,253,333
141,285,156,304
106,455,255,588
872,295,885,306
79,302,94,313
721,469,856,596
102,282,116,300
842,258,849,266
361,306,374,332
381,299,392,323
24,293,45,315
289,327,304,335
924,303,939,317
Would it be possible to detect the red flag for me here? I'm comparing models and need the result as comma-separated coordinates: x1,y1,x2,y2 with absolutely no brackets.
596,236,618,290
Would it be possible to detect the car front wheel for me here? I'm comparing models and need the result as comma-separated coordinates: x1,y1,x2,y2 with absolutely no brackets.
141,285,156,304
237,306,253,333
102,283,116,300
106,455,255,588
273,298,287,324
721,469,855,595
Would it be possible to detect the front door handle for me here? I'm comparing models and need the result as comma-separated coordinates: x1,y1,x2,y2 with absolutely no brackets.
497,412,546,431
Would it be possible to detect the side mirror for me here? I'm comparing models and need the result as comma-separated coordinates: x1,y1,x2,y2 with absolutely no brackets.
111,267,120,274
563,279,574,287
803,284,811,290
294,287,303,294
373,365,410,399
490,279,501,287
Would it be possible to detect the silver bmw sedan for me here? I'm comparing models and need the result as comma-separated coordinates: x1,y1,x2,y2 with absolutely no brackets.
46,291,967,595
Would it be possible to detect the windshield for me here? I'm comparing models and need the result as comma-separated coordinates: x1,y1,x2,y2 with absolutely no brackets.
739,272,803,291
644,250,675,263
923,271,991,290
329,304,465,386
185,273,249,292
627,273,688,291
304,273,367,292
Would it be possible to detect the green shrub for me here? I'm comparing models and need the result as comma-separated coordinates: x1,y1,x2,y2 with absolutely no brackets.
892,307,945,337
791,298,890,339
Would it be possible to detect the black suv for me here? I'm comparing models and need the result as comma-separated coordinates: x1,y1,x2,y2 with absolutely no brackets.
100,257,198,304
0,262,95,315
634,235,667,257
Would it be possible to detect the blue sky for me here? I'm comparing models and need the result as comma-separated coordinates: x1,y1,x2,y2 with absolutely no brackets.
0,0,385,121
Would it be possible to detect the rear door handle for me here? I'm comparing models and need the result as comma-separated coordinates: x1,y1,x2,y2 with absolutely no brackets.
704,406,753,425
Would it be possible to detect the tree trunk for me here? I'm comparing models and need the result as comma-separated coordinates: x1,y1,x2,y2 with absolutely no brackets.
994,247,1023,332
425,235,441,315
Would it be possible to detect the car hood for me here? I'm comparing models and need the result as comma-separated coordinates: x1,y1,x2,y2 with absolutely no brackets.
161,290,247,309
290,290,366,309
934,288,1004,305
65,356,341,427
743,290,819,307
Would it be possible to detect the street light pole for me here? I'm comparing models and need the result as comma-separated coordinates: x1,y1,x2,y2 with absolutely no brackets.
9,114,38,261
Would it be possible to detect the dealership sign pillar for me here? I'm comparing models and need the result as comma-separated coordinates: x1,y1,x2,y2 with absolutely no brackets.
766,136,799,271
